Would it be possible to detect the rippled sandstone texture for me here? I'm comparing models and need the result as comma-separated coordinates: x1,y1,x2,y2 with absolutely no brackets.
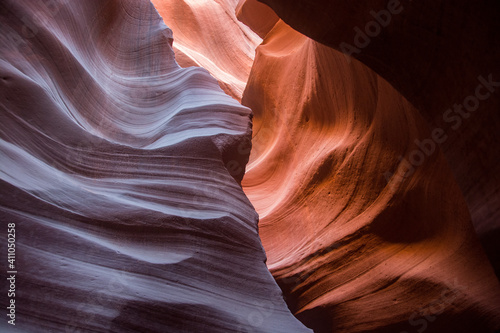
240,16,500,332
0,1,311,332
258,0,500,280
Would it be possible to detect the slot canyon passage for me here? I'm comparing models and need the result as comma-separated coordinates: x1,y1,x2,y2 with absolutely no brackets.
0,0,499,332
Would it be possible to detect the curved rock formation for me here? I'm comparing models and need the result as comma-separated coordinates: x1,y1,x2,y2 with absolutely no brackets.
257,0,500,278
150,0,262,101
0,1,311,332
241,17,500,333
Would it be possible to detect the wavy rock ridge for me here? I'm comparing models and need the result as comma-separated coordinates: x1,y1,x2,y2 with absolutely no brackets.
0,1,310,332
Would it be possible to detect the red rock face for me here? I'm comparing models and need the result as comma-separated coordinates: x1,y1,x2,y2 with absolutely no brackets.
240,17,500,332
236,0,279,39
258,0,500,280
0,1,310,332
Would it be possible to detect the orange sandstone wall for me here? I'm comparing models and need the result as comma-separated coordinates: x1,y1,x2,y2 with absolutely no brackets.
241,17,500,333
151,0,262,101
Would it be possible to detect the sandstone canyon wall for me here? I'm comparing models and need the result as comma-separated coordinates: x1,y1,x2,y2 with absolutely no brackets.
241,16,500,332
1,0,499,332
0,1,311,332
258,0,500,280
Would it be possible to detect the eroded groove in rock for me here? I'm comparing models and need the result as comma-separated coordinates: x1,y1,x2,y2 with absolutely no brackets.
241,18,500,332
0,1,311,332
